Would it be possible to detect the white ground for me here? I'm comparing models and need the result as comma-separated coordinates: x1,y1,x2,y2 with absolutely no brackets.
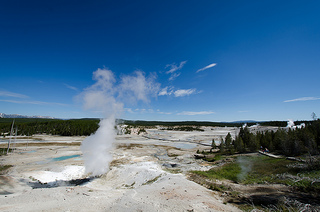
0,128,241,212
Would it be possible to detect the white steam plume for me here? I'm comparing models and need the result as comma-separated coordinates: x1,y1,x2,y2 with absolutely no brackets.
80,68,159,176
286,119,305,129
81,118,116,176
287,119,295,128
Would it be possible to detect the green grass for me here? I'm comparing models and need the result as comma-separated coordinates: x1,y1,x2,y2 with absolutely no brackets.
214,154,222,161
0,148,14,174
192,161,241,182
0,165,13,173
209,184,229,192
142,175,162,185
241,156,296,184
192,154,320,193
202,153,224,162
0,148,13,156
164,168,182,174
240,156,320,192
191,154,320,211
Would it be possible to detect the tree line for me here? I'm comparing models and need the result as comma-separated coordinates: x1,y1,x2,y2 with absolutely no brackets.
1,118,285,137
218,119,320,156
0,118,100,136
120,119,289,128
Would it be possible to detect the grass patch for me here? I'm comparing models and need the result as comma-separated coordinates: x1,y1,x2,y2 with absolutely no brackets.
117,143,143,149
241,156,296,184
192,161,241,182
123,181,136,188
0,165,13,173
191,154,320,211
214,154,223,161
209,184,229,192
164,168,182,174
192,154,320,193
203,153,223,162
0,148,13,156
142,174,162,185
238,155,320,193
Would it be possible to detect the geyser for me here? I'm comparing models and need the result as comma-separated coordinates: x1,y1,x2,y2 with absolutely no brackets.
81,118,116,176
80,68,159,176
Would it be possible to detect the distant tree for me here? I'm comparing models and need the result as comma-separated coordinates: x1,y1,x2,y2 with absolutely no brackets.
234,136,244,153
247,134,259,152
239,126,256,151
300,129,317,155
224,133,235,154
312,112,317,121
138,128,146,135
225,133,232,149
211,138,216,149
219,136,225,152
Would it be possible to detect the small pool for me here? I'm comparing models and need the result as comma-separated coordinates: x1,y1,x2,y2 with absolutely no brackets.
51,154,81,162
35,154,81,165
166,142,198,149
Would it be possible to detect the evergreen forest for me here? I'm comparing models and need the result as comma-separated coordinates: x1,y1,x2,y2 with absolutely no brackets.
0,118,100,136
220,119,320,157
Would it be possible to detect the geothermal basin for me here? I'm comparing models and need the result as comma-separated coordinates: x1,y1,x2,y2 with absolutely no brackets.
0,127,241,211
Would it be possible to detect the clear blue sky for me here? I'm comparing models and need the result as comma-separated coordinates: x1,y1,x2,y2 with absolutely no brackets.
1,0,319,122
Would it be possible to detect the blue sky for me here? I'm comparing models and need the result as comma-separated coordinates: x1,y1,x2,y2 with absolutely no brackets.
0,0,319,122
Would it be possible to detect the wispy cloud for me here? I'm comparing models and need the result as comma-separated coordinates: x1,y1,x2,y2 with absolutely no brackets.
168,72,181,81
174,89,197,97
166,61,187,74
0,99,68,106
64,83,78,91
177,111,215,115
0,91,29,98
165,61,187,81
158,86,174,96
196,63,217,73
284,97,320,103
127,108,156,114
159,87,198,97
126,108,172,115
156,109,172,115
124,108,134,113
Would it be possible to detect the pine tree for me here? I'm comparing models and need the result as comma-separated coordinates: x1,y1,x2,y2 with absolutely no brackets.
225,133,232,150
211,138,216,149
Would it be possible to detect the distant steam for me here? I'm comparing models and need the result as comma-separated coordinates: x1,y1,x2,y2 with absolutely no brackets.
80,68,159,176
237,156,252,181
287,119,295,128
286,119,305,129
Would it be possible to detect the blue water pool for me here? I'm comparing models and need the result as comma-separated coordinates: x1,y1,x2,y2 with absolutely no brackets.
51,154,81,161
